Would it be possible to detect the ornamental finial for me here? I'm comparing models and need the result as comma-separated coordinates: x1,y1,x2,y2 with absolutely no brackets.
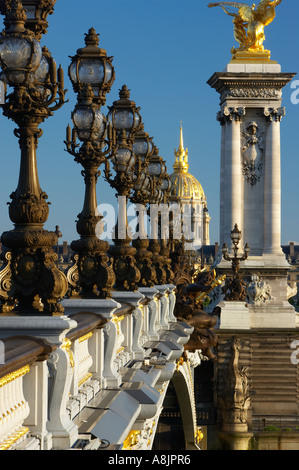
173,123,189,174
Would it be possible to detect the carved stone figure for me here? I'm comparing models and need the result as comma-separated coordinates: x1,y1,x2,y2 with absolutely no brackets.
218,338,251,431
241,121,264,185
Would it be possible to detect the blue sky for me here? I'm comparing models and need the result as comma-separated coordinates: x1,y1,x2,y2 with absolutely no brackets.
0,0,298,246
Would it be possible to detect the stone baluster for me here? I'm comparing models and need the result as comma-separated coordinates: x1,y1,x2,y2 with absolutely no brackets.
131,306,145,360
24,361,51,450
70,333,93,398
88,329,104,390
112,291,145,361
148,299,159,340
139,287,160,340
103,316,123,388
47,338,78,449
155,285,169,329
165,284,177,322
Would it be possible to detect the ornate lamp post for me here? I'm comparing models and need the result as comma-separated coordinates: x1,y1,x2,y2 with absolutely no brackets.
65,29,116,299
147,146,168,285
129,124,157,287
222,223,250,301
0,0,67,314
159,172,174,283
0,0,57,40
68,27,114,107
104,85,142,291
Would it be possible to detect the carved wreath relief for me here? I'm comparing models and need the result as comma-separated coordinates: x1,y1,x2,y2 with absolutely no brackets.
241,121,264,185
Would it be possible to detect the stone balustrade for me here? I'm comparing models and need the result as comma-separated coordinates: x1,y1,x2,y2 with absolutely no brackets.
0,284,195,450
0,336,54,450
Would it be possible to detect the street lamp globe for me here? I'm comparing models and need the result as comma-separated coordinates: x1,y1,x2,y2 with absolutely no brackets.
160,175,171,191
0,0,42,85
148,146,166,178
134,170,150,192
27,46,64,99
133,124,154,163
72,87,106,142
230,223,242,247
69,28,114,106
107,85,141,141
113,143,136,175
0,0,58,39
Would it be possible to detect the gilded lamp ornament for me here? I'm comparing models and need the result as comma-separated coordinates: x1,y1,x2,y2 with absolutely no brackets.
208,0,282,61
0,0,68,314
65,29,116,299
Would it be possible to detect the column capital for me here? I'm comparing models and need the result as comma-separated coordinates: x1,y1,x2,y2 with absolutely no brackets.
217,106,246,125
264,107,285,122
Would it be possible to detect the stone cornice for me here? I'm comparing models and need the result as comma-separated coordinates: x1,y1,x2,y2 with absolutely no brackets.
208,72,296,104
208,72,296,90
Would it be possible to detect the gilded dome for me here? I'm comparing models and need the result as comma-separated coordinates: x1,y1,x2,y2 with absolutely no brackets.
170,172,205,202
169,126,205,203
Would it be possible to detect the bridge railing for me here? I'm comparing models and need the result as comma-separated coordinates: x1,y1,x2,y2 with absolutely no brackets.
0,336,54,450
0,284,195,450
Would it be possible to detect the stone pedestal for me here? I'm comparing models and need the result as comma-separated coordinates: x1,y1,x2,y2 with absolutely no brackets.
61,297,121,320
218,255,296,329
218,431,254,451
219,301,250,330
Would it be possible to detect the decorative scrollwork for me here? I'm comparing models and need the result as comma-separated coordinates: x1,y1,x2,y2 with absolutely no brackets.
0,252,16,312
66,254,80,297
241,121,264,185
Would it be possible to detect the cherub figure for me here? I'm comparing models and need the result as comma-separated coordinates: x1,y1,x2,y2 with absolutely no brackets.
208,1,282,53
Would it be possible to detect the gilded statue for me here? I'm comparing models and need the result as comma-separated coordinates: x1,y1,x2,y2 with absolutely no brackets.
208,1,282,59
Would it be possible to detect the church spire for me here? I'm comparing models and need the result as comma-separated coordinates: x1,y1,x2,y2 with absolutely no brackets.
173,123,189,173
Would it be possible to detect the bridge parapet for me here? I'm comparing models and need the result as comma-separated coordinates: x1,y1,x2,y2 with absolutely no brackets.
0,284,201,450
0,336,54,450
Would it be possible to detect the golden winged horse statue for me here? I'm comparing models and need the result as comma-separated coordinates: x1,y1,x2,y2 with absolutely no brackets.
208,0,282,58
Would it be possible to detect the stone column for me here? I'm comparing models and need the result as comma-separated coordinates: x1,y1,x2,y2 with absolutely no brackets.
202,207,211,246
263,107,285,256
219,107,245,247
218,112,226,247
